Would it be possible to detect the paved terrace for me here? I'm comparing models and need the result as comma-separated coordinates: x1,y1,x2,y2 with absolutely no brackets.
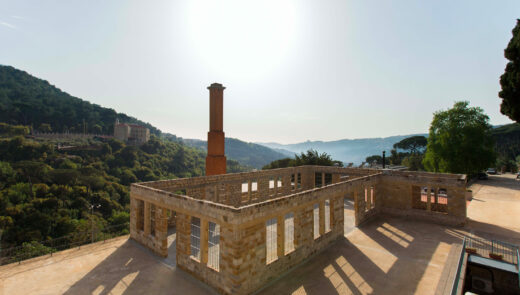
2,172,516,295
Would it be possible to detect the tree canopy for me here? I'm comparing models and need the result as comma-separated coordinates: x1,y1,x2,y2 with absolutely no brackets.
365,155,389,165
393,136,427,154
0,129,248,249
262,149,342,169
423,101,496,176
499,19,520,123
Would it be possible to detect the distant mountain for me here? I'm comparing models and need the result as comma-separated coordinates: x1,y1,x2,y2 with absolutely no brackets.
259,122,520,166
183,137,288,169
258,134,428,165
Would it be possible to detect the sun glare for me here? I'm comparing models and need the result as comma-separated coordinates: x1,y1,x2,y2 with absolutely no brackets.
185,0,298,79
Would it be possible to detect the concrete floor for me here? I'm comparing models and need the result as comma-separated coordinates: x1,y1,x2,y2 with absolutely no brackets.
1,174,519,295
0,235,217,295
258,217,463,295
466,173,520,238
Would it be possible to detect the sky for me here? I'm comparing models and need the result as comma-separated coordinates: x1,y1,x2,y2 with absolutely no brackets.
0,0,518,144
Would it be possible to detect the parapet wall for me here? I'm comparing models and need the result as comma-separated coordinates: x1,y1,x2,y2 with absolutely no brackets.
129,166,466,294
138,166,376,208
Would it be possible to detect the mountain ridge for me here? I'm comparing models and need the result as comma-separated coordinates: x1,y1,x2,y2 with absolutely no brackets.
257,134,428,164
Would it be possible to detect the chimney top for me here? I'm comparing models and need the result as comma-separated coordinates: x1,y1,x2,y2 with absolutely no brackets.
207,83,225,90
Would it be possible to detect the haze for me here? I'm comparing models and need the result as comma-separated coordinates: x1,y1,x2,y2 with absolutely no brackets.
0,0,518,144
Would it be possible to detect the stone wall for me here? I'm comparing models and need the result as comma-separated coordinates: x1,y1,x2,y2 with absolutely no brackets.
129,166,467,294
377,169,467,226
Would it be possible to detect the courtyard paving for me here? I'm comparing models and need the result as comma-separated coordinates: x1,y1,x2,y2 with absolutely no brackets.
0,174,519,295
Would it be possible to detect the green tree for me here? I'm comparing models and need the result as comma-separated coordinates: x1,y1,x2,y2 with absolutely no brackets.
38,123,52,133
14,241,54,260
92,124,102,134
263,149,342,169
389,149,408,165
262,158,295,169
401,154,424,171
499,19,520,123
0,161,16,189
423,101,496,176
393,136,427,154
295,149,342,166
365,155,390,165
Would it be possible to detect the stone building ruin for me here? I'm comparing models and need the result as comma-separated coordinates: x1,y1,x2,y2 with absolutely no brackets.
129,84,467,294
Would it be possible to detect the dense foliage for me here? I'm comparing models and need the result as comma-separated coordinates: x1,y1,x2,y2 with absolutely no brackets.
492,123,520,172
0,65,159,135
391,136,427,170
499,19,520,123
423,101,496,176
0,129,247,249
262,149,342,169
393,136,427,155
365,155,389,165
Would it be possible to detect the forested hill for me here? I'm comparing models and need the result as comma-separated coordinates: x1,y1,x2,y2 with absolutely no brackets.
0,65,159,135
183,138,288,169
492,123,520,163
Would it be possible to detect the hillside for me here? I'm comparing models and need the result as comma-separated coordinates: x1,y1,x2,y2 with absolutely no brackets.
0,126,249,249
183,137,288,169
492,123,520,161
0,65,159,135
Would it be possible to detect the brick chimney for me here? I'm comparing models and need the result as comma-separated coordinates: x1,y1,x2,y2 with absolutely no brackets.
205,83,226,175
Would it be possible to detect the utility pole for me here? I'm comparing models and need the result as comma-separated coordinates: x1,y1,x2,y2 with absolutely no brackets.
382,151,386,169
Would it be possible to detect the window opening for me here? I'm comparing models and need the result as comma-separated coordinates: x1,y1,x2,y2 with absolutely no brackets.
137,199,144,231
284,213,295,254
266,218,277,264
208,222,220,271
325,199,331,232
438,188,448,205
324,173,332,185
190,217,201,261
150,204,156,237
371,186,375,209
313,203,320,239
315,173,322,187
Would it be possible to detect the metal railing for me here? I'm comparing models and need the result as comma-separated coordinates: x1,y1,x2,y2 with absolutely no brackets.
517,248,520,288
0,222,129,266
451,236,520,294
451,237,466,295
491,239,519,264
465,236,519,265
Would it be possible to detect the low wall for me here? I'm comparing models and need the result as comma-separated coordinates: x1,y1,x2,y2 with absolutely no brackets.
378,170,467,226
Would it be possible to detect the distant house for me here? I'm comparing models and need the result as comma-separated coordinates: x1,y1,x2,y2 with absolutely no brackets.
114,119,150,144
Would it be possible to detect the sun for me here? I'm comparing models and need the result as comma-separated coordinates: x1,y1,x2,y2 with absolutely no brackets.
184,0,298,79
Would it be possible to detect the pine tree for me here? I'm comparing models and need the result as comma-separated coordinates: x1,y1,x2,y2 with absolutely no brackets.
499,19,520,122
